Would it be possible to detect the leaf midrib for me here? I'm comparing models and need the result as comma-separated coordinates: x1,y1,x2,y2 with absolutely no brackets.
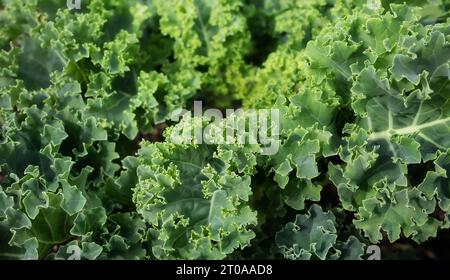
368,116,450,141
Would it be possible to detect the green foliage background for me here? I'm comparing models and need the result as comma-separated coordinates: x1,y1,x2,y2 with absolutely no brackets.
0,0,449,259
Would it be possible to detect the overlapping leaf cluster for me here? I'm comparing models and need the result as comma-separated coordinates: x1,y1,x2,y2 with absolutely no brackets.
0,0,449,259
